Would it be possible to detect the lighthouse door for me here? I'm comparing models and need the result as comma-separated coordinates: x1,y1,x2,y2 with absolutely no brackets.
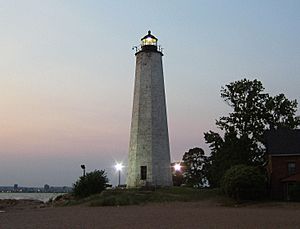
140,166,147,180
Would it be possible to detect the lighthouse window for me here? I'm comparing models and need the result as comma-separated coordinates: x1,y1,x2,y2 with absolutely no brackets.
141,166,147,180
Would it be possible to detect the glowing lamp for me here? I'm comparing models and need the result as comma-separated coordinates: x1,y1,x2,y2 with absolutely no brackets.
174,163,181,172
141,30,158,46
115,163,124,171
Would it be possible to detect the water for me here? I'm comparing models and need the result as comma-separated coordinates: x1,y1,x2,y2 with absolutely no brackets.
0,193,64,202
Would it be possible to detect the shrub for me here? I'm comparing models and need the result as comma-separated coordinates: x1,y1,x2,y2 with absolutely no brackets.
221,164,266,201
73,170,108,198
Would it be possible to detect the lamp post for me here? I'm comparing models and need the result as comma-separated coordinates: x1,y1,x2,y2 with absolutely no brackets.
115,163,124,187
174,163,181,172
81,164,86,177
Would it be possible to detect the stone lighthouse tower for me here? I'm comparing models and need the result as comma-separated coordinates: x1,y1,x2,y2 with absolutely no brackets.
127,31,172,188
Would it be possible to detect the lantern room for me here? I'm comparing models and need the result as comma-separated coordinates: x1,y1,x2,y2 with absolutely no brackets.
141,30,158,46
134,31,163,54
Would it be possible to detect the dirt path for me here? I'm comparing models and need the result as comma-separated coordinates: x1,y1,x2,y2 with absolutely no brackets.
1,201,300,228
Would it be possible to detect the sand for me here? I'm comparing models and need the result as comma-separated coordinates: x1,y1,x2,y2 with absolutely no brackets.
1,200,300,228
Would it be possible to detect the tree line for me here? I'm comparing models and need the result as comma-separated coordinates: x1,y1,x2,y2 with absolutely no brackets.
176,78,300,200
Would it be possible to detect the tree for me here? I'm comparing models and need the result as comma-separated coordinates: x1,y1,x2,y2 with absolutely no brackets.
73,170,109,198
221,165,266,201
205,79,300,187
182,147,208,188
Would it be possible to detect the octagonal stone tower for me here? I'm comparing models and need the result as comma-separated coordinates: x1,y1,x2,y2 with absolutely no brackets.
127,31,172,188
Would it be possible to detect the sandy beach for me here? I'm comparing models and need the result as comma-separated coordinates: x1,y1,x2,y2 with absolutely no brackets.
1,200,300,229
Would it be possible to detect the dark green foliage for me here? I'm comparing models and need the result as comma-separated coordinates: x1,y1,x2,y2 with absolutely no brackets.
205,79,300,187
73,170,108,198
288,182,300,202
182,147,208,188
221,165,266,200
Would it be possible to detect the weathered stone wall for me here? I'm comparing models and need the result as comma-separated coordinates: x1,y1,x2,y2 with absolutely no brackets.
127,50,172,188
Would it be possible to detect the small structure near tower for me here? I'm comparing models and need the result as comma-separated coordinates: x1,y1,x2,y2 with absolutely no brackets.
127,31,172,188
266,129,300,200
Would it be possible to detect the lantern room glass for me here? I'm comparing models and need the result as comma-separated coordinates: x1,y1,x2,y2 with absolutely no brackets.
142,37,157,46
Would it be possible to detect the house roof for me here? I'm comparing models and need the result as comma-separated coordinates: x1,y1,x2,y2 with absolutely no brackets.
265,129,300,155
281,173,300,182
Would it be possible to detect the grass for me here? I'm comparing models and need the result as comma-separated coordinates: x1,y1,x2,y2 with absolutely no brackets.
52,187,300,208
56,187,222,207
90,187,222,206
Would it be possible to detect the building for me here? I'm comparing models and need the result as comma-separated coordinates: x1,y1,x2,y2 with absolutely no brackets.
13,184,18,191
265,129,300,200
127,31,172,188
44,184,50,192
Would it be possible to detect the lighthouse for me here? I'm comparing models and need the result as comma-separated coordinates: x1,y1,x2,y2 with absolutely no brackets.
127,31,172,188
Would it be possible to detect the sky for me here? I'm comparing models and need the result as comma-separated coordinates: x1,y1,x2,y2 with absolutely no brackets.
0,0,299,187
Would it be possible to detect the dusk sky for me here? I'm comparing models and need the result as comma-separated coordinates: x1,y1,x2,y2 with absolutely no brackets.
1,0,299,186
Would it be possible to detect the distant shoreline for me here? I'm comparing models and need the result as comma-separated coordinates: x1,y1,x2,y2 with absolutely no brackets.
0,192,64,202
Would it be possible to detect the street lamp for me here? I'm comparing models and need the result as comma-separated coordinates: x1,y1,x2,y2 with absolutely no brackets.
174,163,181,172
81,164,86,177
114,162,124,187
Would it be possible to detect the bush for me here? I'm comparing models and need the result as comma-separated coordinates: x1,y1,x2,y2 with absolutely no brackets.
221,165,266,201
73,170,108,198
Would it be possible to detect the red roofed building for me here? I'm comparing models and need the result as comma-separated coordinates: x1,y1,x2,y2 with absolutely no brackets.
265,129,300,200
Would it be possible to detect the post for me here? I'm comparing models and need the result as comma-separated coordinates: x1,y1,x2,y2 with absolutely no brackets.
81,164,86,177
114,162,123,187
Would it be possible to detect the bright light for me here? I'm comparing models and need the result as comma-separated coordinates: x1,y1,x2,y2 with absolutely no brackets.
146,37,153,42
115,163,124,171
143,37,156,45
174,163,181,171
